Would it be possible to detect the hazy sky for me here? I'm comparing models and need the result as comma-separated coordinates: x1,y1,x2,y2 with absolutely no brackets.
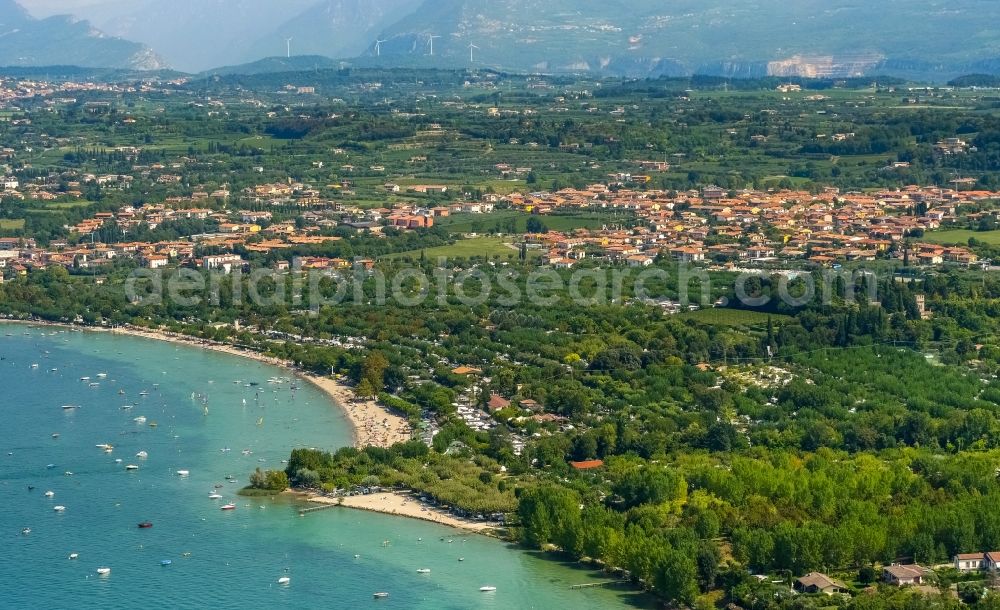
17,0,120,18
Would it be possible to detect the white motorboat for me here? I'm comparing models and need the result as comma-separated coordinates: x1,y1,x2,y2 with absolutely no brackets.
61,405,79,411
373,592,389,599
176,470,190,476
416,568,431,574
53,505,66,512
68,553,78,560
96,373,107,378
479,586,496,592
220,504,236,511
96,567,111,575
96,444,113,451
277,577,291,585
125,464,139,471
133,416,147,424
44,491,54,497
136,451,148,459
208,493,222,499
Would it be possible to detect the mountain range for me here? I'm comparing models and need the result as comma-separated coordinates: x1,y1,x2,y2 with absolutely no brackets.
0,0,163,70
11,0,1000,80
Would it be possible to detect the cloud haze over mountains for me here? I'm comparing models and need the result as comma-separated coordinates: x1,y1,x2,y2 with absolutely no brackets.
12,0,1000,79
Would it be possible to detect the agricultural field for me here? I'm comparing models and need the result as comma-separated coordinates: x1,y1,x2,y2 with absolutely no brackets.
925,229,1000,246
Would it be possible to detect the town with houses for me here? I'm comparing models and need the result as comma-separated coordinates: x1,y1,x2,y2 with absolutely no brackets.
0,177,989,280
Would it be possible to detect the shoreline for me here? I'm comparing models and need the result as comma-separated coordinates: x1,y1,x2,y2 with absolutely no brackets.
1,319,412,449
302,491,502,535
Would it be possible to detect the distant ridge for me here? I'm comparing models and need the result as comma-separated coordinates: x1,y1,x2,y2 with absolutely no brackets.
200,55,343,77
0,0,165,70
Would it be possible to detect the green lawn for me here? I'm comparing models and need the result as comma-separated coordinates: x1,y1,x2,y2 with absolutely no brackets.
436,210,630,234
924,229,1000,246
388,236,533,261
677,308,792,327
0,219,25,230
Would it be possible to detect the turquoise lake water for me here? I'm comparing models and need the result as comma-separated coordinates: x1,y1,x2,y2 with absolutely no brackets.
0,325,653,609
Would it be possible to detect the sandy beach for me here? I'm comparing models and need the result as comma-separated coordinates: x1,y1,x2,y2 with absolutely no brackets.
2,319,411,449
108,326,413,449
306,491,498,534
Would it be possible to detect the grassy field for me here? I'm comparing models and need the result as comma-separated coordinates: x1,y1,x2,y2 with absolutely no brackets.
924,229,1000,245
0,219,25,230
437,210,630,234
677,308,792,327
388,236,535,261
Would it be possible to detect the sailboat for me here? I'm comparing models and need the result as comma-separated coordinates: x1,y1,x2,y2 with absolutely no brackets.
256,417,264,427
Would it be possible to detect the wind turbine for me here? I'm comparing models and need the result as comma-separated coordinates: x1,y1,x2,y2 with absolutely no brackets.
374,39,387,57
468,43,479,63
285,37,294,58
427,34,441,56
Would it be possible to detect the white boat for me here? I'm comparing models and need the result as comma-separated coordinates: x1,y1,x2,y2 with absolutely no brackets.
121,405,133,410
416,568,431,574
96,444,113,451
133,416,147,424
136,451,148,459
68,553,78,560
114,459,123,464
80,377,90,381
51,433,60,438
96,373,107,378
88,382,100,388
61,405,79,410
53,505,66,512
96,568,111,575
277,577,291,585
21,528,30,535
373,592,389,599
125,464,139,471
220,504,236,511
480,586,496,592
44,491,54,497
139,391,149,396
30,363,38,368
176,470,190,476
208,493,222,499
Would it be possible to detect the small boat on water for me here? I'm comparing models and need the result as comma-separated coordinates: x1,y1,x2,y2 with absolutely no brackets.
480,586,497,592
137,522,153,529
61,405,79,411
68,553,78,560
220,504,236,511
64,471,73,476
136,451,148,459
416,568,431,574
118,389,126,395
208,493,222,500
133,416,147,424
96,568,111,576
80,377,90,381
161,560,172,566
21,528,31,535
373,592,389,599
46,463,56,469
96,373,107,379
138,391,149,396
53,506,66,512
277,577,291,585
88,382,100,388
126,464,139,471
121,405,133,410
176,470,190,477
51,433,59,438
96,444,113,451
